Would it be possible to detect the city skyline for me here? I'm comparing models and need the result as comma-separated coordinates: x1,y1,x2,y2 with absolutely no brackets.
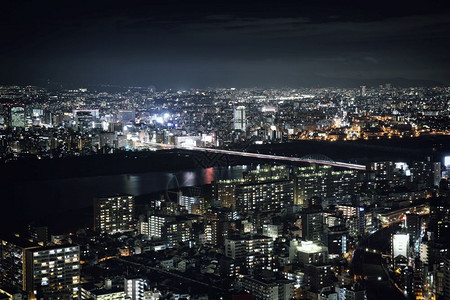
1,1,450,299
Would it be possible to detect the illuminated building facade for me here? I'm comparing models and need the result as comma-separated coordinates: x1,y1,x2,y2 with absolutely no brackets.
235,180,293,213
214,181,238,208
93,194,135,234
124,278,144,300
233,106,246,131
293,165,359,206
162,220,192,248
0,236,37,291
10,106,26,128
301,209,324,243
289,240,328,265
225,235,273,272
148,215,174,239
25,245,80,299
392,232,410,258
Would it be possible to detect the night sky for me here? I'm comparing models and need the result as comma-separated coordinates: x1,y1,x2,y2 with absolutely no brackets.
1,0,450,88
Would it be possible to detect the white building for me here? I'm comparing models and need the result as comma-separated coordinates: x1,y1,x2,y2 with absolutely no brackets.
124,278,145,300
233,106,246,131
289,240,328,265
392,232,409,258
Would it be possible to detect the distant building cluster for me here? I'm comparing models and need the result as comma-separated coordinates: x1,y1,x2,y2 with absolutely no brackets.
1,155,449,299
1,85,450,161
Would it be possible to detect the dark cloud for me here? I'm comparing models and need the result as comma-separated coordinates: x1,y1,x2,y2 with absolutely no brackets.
0,0,449,87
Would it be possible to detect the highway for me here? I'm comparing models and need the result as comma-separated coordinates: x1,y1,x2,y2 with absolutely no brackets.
146,142,367,170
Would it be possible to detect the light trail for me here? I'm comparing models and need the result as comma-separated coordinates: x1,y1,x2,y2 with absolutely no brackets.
146,142,367,170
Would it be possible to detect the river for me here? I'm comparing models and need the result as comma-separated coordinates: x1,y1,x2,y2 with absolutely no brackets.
0,165,252,231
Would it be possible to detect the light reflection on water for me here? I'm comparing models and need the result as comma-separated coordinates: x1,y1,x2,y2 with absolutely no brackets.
3,165,255,221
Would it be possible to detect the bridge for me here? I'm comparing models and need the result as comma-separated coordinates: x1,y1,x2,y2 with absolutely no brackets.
146,142,367,170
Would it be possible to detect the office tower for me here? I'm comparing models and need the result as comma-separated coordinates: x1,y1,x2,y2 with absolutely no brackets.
233,106,246,131
301,209,324,243
25,245,80,299
360,85,366,96
124,278,144,300
93,194,135,234
10,106,25,128
392,232,410,258
0,235,38,291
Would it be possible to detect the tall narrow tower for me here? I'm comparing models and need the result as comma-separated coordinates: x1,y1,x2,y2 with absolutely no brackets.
233,106,246,131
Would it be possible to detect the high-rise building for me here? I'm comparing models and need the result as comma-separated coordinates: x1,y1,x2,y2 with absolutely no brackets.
10,106,25,128
225,235,273,272
214,181,238,208
124,278,144,300
148,215,174,239
93,194,135,234
406,214,422,242
0,235,38,291
178,195,199,214
301,208,324,243
443,255,450,300
392,232,409,258
293,165,359,206
73,109,99,132
162,220,192,248
410,161,442,188
233,106,246,131
235,180,293,213
25,245,80,299
360,85,366,96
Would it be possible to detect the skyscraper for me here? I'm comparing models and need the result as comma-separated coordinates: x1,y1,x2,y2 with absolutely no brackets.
10,106,25,128
233,106,246,131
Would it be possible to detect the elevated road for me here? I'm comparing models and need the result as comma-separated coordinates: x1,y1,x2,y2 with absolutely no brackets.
146,142,366,170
